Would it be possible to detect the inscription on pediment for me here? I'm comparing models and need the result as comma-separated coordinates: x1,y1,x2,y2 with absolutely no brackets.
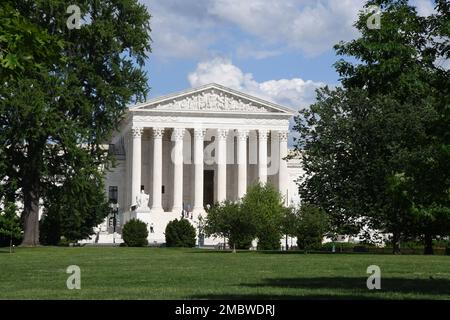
154,89,271,113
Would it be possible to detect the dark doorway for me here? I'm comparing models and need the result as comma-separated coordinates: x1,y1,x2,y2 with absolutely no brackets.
204,170,214,207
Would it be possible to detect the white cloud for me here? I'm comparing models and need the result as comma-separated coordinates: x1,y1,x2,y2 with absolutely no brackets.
188,58,251,90
140,0,438,60
188,57,326,146
208,0,365,56
290,0,365,55
235,44,282,60
141,0,218,59
207,0,296,40
141,0,366,59
188,57,325,111
411,0,436,17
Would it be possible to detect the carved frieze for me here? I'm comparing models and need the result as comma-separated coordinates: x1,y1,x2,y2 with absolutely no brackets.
154,89,270,113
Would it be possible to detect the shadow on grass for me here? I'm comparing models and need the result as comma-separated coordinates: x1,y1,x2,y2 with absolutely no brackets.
189,293,386,300
189,249,379,255
246,277,450,294
189,249,325,254
190,250,256,254
190,277,450,299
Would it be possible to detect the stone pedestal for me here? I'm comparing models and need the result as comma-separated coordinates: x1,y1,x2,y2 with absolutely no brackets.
129,209,152,226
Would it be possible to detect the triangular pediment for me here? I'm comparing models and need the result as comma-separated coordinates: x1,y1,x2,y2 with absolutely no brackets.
130,83,294,115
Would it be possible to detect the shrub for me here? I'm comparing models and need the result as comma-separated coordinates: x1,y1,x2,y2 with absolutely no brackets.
353,245,369,253
433,239,450,248
57,237,72,247
400,240,424,249
0,202,22,247
257,225,281,250
122,219,148,247
321,242,356,250
295,204,330,251
320,242,355,252
165,218,196,247
281,207,298,242
204,201,255,249
241,184,284,250
39,211,61,246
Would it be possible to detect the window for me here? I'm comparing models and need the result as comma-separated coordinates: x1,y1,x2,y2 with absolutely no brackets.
162,185,165,194
108,186,118,204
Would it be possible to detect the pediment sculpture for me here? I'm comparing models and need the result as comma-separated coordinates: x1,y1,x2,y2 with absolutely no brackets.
154,90,270,113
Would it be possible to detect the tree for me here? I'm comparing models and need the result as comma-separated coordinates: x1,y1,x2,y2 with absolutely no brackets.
294,0,449,254
39,171,110,244
281,206,297,250
122,218,148,247
204,201,256,250
39,207,61,246
241,184,285,250
334,0,450,253
295,204,330,251
0,1,152,246
165,219,196,248
295,87,423,248
412,0,450,255
0,202,22,252
0,1,64,79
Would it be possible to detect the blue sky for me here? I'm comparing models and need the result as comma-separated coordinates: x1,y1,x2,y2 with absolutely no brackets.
139,0,436,112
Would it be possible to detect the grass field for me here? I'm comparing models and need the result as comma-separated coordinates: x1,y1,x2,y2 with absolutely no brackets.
0,247,449,299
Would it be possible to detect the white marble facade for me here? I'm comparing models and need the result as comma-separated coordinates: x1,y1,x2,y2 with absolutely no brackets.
101,83,303,245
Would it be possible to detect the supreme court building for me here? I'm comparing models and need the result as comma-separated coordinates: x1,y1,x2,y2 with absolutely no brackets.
100,83,303,245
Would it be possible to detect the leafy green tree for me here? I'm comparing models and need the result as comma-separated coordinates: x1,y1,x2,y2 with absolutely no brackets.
39,208,61,246
241,184,285,250
295,87,424,247
295,204,330,251
281,206,298,250
0,0,151,246
294,0,449,254
412,0,450,255
204,201,256,250
0,1,63,78
40,171,110,244
165,219,196,248
334,0,450,253
122,218,148,247
0,202,22,252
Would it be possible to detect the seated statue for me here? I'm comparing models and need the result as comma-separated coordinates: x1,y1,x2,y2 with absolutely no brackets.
136,190,150,210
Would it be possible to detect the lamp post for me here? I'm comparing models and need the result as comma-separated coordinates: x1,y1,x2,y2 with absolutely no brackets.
110,202,119,244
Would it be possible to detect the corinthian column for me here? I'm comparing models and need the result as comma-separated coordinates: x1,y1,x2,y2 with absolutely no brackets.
172,128,185,213
258,129,268,184
237,129,249,199
131,127,143,209
193,128,206,214
278,130,289,205
217,129,229,202
151,127,164,213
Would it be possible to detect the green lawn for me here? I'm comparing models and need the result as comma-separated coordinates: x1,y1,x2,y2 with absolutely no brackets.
0,247,449,299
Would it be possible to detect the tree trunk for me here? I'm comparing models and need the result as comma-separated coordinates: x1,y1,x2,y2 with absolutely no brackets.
392,231,401,255
21,181,40,247
424,233,434,255
285,235,288,251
